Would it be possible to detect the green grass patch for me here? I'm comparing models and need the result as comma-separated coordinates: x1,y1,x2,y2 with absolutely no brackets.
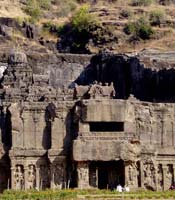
1,189,175,199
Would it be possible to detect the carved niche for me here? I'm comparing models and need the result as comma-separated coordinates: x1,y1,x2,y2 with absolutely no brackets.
127,162,138,187
27,165,36,189
164,164,173,191
157,164,163,191
77,163,89,188
14,165,24,190
143,159,156,190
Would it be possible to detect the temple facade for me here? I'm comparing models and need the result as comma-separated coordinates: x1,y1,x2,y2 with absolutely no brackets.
0,51,175,192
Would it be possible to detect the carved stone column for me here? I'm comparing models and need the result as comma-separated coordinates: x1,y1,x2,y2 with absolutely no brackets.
24,166,28,190
50,164,54,189
77,162,89,189
36,166,40,190
140,161,144,188
173,164,175,182
125,161,138,189
11,167,15,190
162,165,168,191
156,164,163,191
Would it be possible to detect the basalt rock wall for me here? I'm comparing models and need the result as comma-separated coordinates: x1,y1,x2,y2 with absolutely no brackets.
75,51,175,102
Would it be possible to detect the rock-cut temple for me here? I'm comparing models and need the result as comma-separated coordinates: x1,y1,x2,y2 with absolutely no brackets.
0,50,175,192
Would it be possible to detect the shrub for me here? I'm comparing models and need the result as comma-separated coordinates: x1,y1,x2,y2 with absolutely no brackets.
131,0,154,6
149,9,166,26
38,0,52,9
51,0,77,17
25,0,52,23
72,5,98,32
58,2,77,17
25,0,42,22
57,5,117,53
124,17,154,40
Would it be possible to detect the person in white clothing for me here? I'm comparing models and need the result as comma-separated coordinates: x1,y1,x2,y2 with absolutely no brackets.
116,184,123,192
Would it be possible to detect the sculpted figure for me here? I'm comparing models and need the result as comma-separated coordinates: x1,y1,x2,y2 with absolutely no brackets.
14,165,24,190
143,162,156,190
74,83,89,99
77,164,89,188
128,163,137,186
88,81,116,99
88,81,103,99
28,165,36,189
164,165,173,190
157,164,163,191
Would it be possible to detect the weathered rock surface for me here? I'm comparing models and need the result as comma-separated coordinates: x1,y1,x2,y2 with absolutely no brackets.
0,50,175,192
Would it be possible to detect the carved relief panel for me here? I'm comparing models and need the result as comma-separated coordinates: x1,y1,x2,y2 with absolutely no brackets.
127,163,138,187
27,165,36,189
157,164,163,191
143,160,156,190
164,164,173,191
77,162,89,189
14,165,24,190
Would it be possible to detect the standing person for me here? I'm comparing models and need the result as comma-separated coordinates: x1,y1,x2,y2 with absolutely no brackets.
116,184,123,192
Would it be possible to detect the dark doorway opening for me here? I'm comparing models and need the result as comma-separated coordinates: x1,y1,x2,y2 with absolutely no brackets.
89,160,125,190
0,155,11,193
98,167,108,189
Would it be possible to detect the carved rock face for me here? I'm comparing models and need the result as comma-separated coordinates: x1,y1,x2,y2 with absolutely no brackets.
8,51,27,64
120,142,141,162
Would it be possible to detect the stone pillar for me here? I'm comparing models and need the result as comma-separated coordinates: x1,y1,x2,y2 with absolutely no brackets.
36,166,40,190
161,119,165,147
162,165,167,191
124,162,129,186
173,164,175,183
125,162,138,189
77,162,89,189
50,164,54,189
11,167,15,190
24,166,28,190
154,164,158,191
140,161,145,188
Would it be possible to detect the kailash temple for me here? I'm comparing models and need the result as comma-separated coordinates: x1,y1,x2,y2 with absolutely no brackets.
0,50,175,192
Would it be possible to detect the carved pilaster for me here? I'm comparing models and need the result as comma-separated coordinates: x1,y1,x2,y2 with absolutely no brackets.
36,166,40,190
162,165,167,191
163,164,173,191
173,164,175,182
125,161,138,189
77,162,89,189
11,167,15,190
140,161,144,188
24,166,28,190
156,164,163,191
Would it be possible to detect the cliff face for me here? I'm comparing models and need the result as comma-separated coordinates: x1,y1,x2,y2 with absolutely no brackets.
1,49,175,102
75,51,175,102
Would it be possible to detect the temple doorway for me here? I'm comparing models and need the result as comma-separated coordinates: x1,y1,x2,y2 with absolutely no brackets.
89,160,125,189
0,156,11,193
98,166,108,189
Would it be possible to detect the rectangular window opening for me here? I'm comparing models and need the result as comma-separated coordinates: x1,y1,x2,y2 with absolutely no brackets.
89,122,124,132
